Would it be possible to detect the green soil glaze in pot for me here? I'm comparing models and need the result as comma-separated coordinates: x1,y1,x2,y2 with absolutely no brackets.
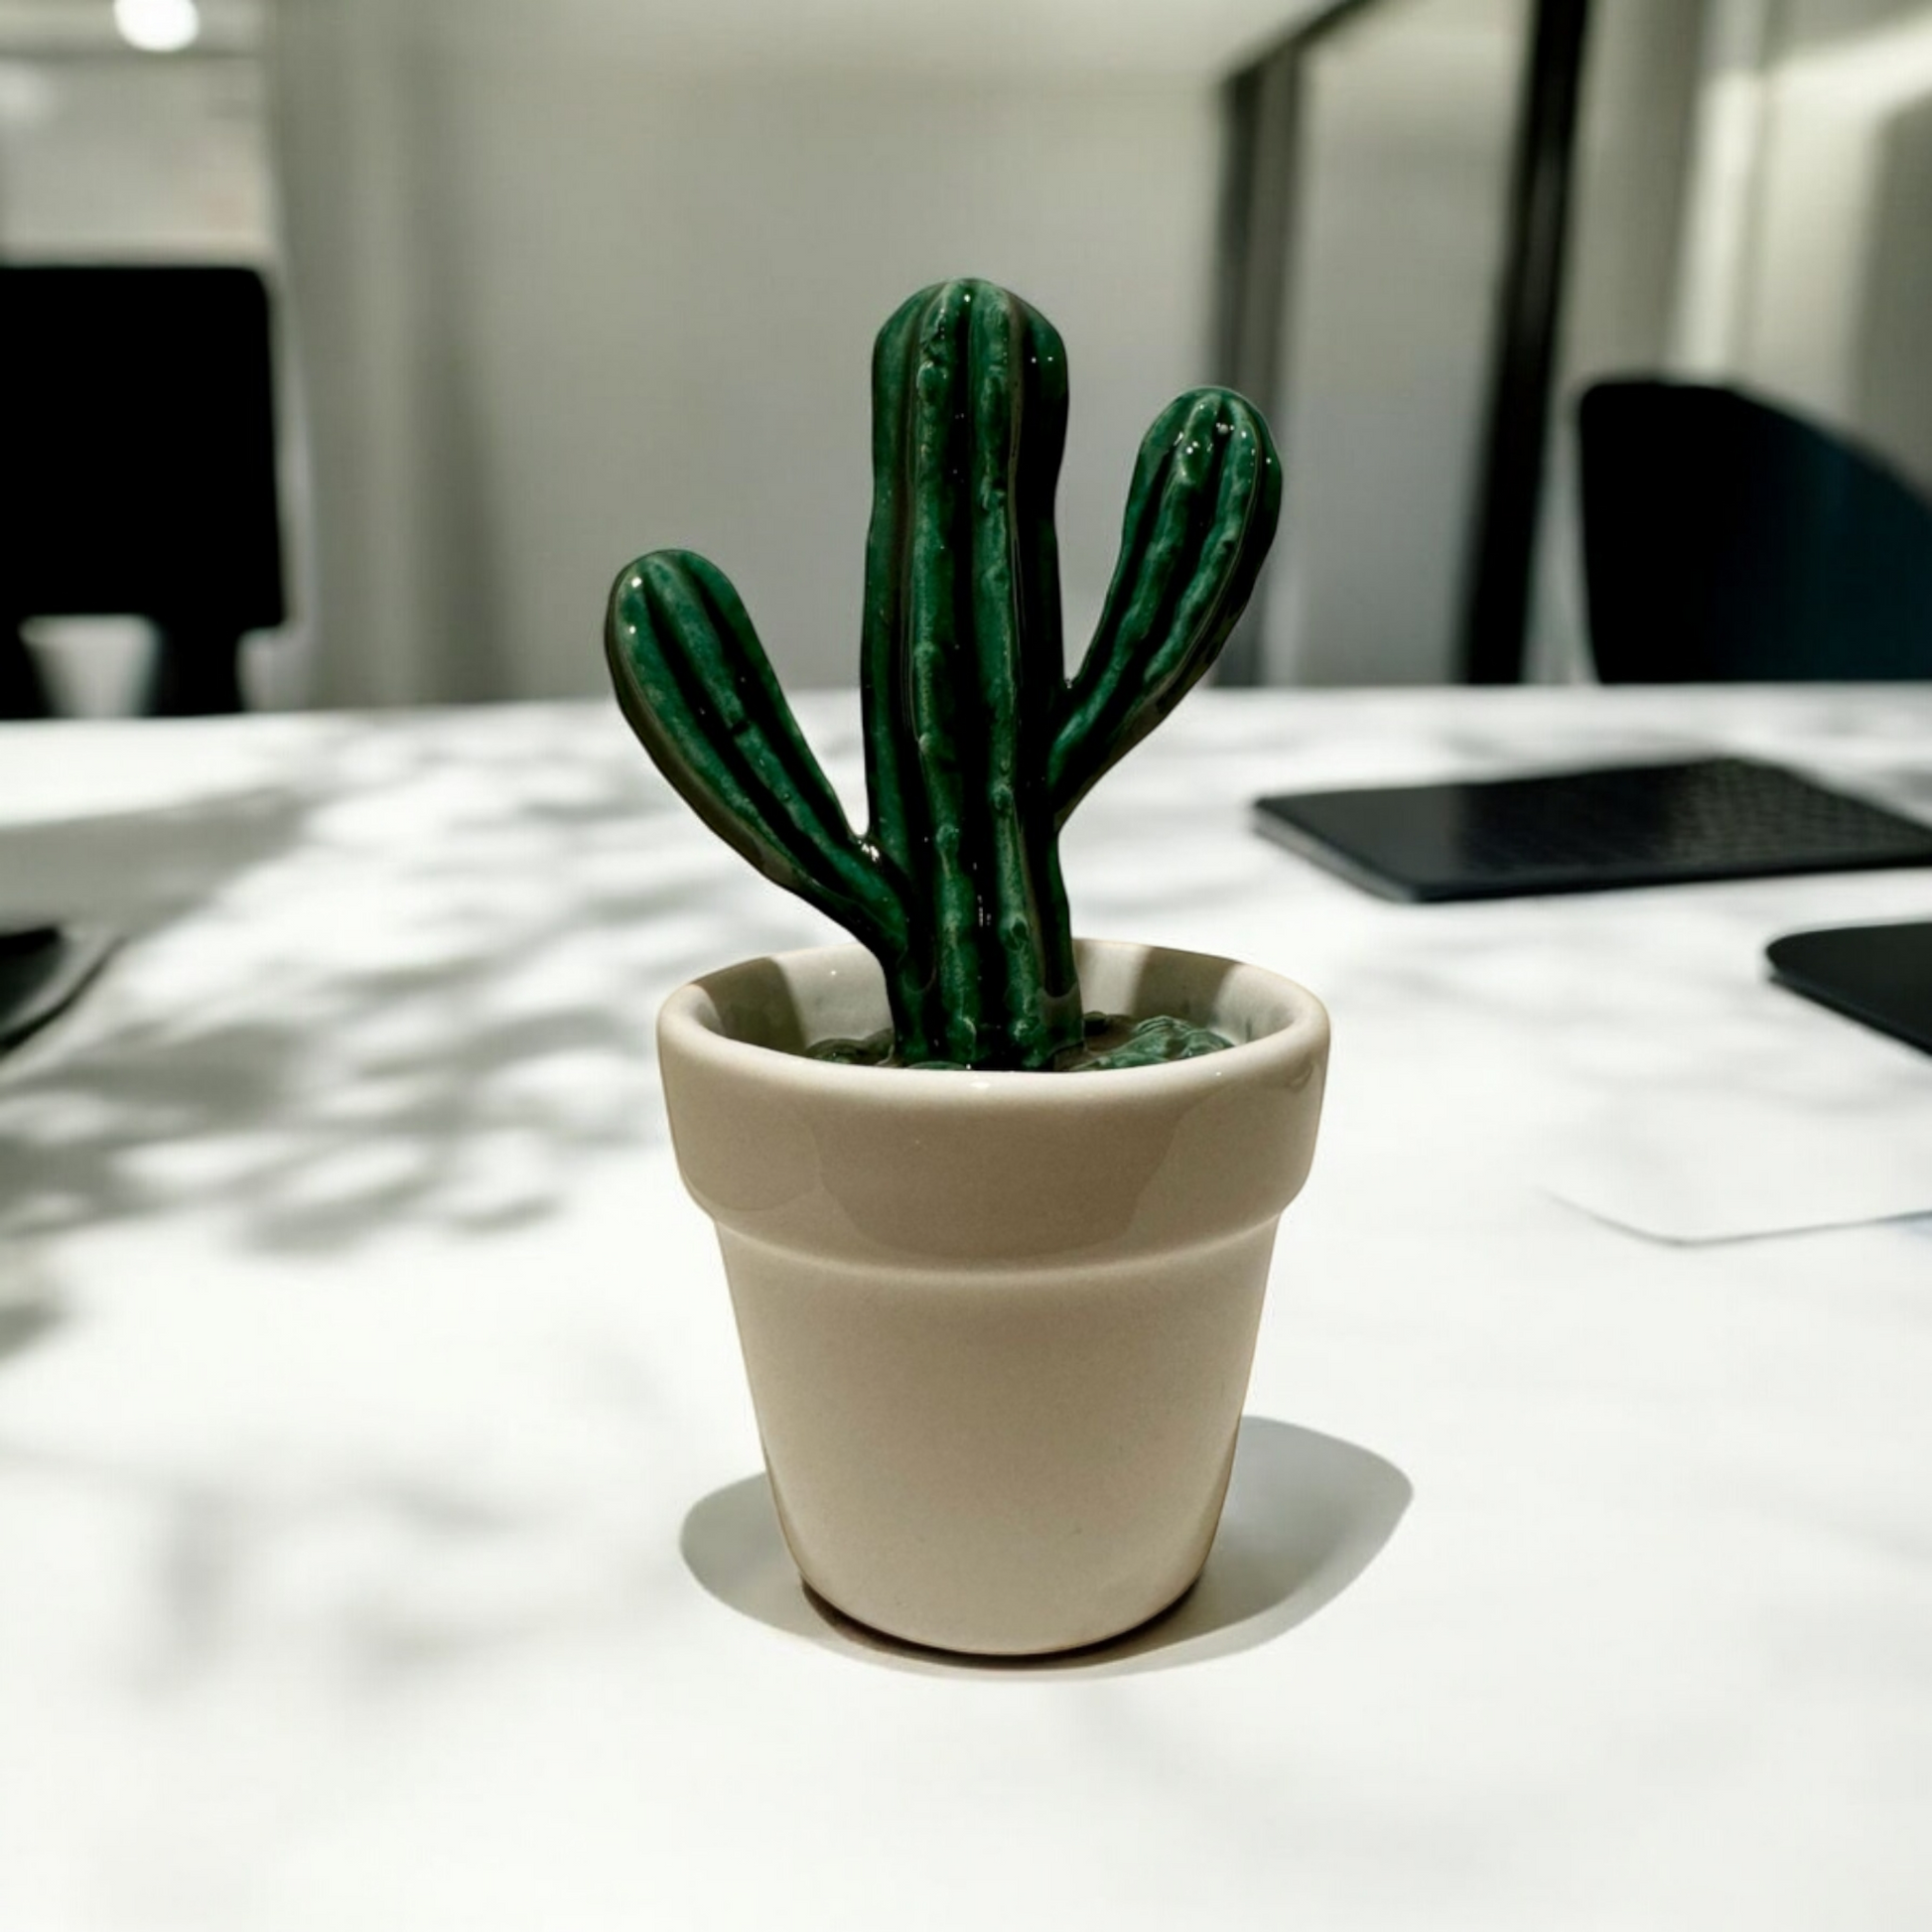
606,278,1281,1071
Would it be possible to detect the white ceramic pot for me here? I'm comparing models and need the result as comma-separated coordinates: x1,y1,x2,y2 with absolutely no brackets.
657,938,1329,1656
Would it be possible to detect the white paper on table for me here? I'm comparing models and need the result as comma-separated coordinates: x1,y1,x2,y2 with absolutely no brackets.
1536,1013,1932,1245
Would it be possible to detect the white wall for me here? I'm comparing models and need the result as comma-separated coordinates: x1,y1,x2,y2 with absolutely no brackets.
0,54,268,257
1670,0,1932,488
1257,0,1528,686
268,2,1225,704
1725,0,1932,491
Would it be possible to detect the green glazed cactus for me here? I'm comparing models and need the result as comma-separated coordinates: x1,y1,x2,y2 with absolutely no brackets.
607,278,1281,1071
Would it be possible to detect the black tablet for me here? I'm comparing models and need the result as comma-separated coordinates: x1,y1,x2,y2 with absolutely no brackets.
0,924,115,1053
1253,756,1932,902
1767,919,1932,1055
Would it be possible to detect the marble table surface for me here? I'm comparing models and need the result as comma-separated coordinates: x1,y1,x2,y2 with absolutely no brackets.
1,686,1928,1931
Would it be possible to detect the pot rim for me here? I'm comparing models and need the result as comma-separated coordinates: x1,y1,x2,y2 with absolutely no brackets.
658,936,1328,1106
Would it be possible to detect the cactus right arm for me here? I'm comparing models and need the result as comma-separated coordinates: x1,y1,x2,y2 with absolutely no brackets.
1047,389,1281,827
607,550,909,963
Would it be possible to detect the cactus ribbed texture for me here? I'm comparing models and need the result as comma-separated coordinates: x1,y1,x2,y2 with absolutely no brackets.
607,279,1281,1070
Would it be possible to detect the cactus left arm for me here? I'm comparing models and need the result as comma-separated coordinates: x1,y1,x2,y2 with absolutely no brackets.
608,550,909,962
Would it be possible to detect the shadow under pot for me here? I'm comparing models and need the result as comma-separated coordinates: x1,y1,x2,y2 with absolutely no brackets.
656,936,1330,1657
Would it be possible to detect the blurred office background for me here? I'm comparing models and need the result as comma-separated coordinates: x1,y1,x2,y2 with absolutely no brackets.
1,0,1928,711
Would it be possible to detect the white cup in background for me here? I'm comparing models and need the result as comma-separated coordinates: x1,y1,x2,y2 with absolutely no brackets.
18,616,159,719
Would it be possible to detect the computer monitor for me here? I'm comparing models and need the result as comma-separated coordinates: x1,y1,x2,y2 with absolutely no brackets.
0,263,286,714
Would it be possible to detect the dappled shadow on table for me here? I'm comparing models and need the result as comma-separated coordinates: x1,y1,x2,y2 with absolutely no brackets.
0,711,812,1254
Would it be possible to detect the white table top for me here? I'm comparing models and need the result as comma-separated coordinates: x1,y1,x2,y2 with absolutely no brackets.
2,687,1929,1931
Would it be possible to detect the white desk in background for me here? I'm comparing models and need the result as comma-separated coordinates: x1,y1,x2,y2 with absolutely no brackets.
1,687,1928,1932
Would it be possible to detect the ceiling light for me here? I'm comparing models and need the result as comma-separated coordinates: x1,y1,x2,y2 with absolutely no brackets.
113,0,203,54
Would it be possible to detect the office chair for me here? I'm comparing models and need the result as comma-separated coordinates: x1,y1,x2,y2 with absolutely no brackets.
1577,378,1932,682
0,265,286,718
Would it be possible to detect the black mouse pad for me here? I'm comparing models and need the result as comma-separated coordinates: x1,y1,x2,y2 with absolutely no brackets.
1254,756,1932,902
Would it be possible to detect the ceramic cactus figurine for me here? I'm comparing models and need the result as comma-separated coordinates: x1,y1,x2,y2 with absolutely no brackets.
607,278,1281,1070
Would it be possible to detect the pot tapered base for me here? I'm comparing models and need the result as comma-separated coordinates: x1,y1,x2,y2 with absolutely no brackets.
725,1225,1272,1657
